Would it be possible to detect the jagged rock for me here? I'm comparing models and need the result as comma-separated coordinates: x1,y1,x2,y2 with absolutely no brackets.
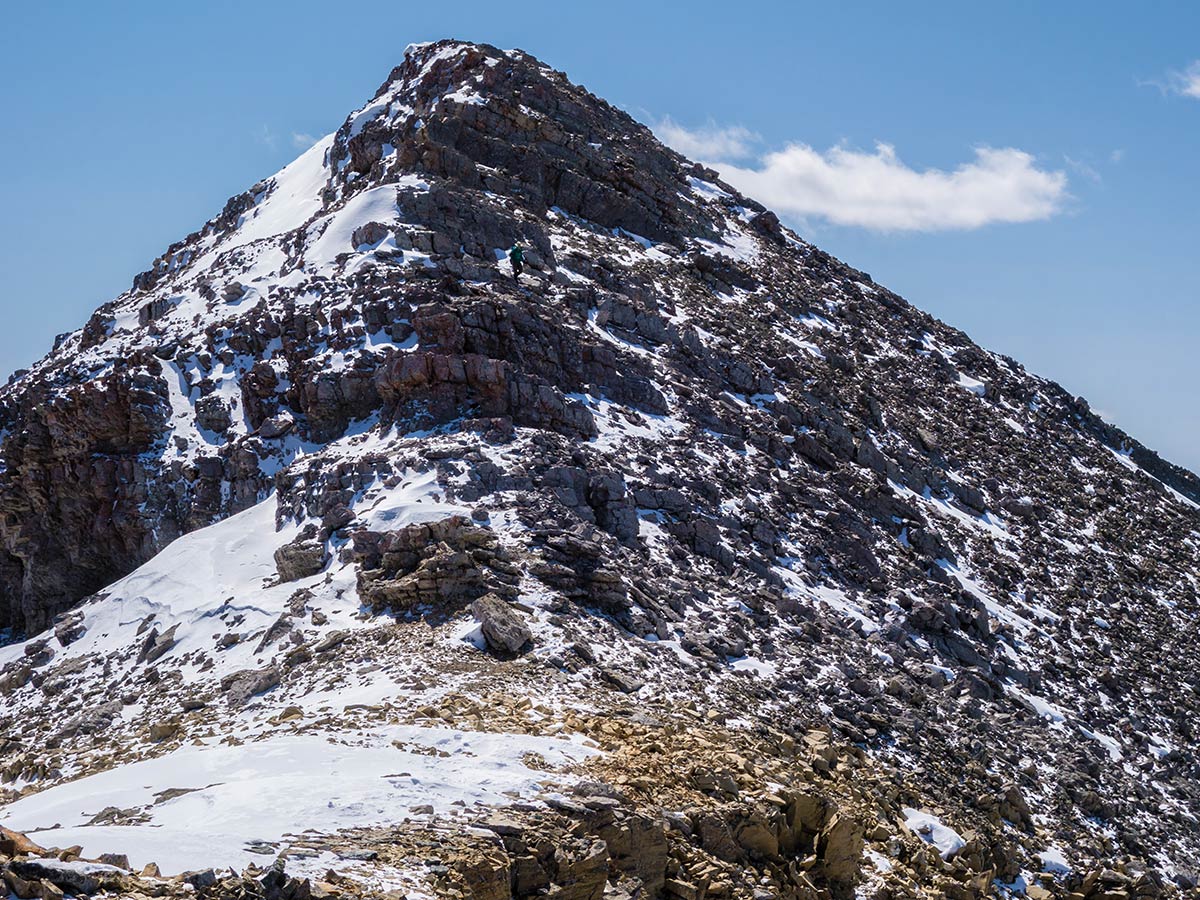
138,623,179,663
0,826,45,856
789,790,829,835
550,839,608,900
734,812,780,859
820,812,865,894
2,870,40,900
52,612,86,647
183,868,218,889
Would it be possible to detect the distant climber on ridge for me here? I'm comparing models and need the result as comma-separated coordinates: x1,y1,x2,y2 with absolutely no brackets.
508,244,525,281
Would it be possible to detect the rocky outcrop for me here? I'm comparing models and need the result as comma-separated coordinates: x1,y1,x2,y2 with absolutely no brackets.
352,516,519,610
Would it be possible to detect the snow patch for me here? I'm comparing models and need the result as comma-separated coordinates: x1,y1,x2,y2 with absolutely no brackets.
3,725,596,876
902,808,965,859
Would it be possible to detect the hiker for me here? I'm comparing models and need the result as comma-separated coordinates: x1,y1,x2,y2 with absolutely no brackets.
508,244,525,281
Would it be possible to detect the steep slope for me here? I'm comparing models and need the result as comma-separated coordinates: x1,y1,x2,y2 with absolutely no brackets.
1,39,1199,900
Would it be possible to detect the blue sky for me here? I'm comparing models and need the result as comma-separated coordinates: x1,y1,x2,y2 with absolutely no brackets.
1,1,1197,469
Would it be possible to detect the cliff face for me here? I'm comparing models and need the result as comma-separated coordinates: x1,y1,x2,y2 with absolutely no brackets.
1,39,1198,898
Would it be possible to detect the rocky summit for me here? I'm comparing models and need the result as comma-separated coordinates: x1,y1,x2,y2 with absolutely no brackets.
0,39,1198,900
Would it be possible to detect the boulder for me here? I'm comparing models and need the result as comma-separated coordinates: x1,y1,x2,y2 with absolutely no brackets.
148,720,180,742
275,536,329,582
220,666,281,705
351,221,392,248
8,859,126,896
820,811,865,894
195,394,232,433
471,593,532,655
0,826,45,856
259,411,295,439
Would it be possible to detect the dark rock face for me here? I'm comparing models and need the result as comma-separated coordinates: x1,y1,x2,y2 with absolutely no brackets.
0,366,172,632
1,39,1199,888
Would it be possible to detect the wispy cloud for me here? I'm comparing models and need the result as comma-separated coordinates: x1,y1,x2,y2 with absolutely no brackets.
1064,154,1102,183
653,117,759,161
1166,61,1200,99
255,124,278,150
291,132,318,150
1063,149,1123,182
1141,61,1200,100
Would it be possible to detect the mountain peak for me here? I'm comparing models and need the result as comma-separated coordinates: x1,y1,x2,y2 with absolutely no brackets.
327,37,741,247
103,36,762,315
1,39,1200,898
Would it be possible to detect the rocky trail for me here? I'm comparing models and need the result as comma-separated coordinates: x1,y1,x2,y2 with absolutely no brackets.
1,39,1198,900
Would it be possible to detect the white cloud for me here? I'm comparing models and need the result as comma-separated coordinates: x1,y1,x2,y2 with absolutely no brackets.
653,117,759,161
712,141,1068,232
1166,61,1200,99
291,132,318,150
657,120,1068,233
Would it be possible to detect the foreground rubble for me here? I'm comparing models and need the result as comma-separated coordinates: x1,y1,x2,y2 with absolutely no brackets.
0,698,1182,899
